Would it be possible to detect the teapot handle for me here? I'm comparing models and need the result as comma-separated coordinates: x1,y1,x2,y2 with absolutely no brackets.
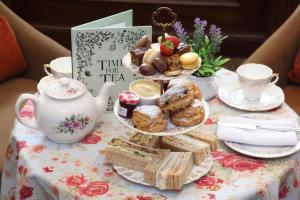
15,94,39,129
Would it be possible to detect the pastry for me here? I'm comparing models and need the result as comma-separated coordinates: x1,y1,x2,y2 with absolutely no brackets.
168,80,202,100
105,138,169,172
179,52,200,70
164,69,181,77
161,134,210,165
186,131,219,151
129,132,160,148
170,99,205,127
130,47,147,66
142,49,161,64
132,105,167,132
158,84,195,113
134,35,151,49
139,63,155,76
174,43,191,56
165,54,180,71
152,57,168,73
144,152,193,190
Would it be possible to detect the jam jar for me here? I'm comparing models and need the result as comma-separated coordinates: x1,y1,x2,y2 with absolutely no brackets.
118,91,139,118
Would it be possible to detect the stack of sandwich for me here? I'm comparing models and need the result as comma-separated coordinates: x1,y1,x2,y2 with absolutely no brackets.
105,131,218,190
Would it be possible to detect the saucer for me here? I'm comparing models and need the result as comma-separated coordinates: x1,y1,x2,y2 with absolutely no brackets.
218,81,284,111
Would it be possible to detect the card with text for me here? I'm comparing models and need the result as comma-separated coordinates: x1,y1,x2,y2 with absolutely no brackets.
71,10,152,111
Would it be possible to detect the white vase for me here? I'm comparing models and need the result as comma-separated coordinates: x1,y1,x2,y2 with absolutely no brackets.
187,75,218,100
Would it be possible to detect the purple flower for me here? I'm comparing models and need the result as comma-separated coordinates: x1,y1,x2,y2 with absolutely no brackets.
209,24,222,54
209,24,221,40
192,17,207,53
64,121,71,128
172,21,188,42
194,17,207,35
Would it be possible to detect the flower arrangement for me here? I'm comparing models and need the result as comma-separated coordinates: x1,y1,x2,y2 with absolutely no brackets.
172,18,230,77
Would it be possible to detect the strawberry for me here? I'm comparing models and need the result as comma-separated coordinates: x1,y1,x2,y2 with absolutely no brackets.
160,40,174,56
165,36,180,48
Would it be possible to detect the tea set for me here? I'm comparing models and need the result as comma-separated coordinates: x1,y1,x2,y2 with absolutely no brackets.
15,56,283,144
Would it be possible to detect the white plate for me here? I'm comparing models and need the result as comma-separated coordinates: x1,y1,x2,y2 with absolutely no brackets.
218,81,284,111
113,99,210,136
37,75,56,93
122,53,201,81
224,114,300,158
113,155,213,189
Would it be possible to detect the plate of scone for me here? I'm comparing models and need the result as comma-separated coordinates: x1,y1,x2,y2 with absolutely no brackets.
105,132,218,190
114,81,209,136
122,35,202,80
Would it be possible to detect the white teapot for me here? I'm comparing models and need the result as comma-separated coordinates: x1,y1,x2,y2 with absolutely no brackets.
15,78,115,143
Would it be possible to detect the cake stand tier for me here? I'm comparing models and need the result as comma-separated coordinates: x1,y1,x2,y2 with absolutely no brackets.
113,99,210,136
122,52,201,81
113,154,213,190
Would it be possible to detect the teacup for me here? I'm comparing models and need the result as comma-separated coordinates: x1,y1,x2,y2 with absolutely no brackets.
44,57,72,78
237,63,279,101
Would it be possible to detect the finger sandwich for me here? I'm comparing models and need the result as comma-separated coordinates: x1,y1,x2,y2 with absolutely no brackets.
144,152,193,190
161,134,210,165
105,138,169,172
186,130,219,151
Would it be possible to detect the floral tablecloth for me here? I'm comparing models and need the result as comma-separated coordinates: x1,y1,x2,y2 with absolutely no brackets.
1,70,300,200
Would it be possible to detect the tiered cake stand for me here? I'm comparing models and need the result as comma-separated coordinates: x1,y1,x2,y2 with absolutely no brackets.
112,7,213,189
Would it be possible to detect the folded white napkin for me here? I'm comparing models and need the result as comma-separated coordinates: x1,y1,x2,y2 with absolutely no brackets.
217,116,298,146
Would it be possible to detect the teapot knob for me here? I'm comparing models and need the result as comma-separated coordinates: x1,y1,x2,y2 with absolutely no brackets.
59,78,71,87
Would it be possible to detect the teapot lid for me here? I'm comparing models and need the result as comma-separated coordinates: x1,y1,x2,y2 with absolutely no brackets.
45,78,86,100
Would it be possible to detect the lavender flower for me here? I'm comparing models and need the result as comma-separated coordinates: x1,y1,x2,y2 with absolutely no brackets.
192,18,207,53
209,24,222,54
194,17,207,35
172,21,188,43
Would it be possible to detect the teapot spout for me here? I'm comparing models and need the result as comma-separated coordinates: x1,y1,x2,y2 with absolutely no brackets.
95,82,115,117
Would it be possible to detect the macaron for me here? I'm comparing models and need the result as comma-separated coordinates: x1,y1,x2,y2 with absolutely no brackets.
179,52,200,70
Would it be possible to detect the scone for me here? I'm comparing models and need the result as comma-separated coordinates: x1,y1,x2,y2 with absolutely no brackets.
170,99,205,127
158,84,195,113
168,80,202,100
132,105,167,132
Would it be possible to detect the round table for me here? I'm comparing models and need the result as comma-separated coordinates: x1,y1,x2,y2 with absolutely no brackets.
1,69,300,200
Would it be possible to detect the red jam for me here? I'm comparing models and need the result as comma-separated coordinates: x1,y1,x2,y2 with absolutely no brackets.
118,91,139,118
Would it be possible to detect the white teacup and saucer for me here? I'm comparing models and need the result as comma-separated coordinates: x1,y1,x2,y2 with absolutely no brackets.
218,63,285,111
38,57,73,93
43,56,72,78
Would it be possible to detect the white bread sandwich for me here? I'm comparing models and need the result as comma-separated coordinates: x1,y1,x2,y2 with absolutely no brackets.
129,132,160,148
186,130,219,151
144,152,193,190
161,134,210,165
105,138,169,172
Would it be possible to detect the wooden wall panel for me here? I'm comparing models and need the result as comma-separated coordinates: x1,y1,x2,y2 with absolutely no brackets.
3,0,299,57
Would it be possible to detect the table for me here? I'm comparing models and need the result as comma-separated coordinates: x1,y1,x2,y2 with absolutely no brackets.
1,70,300,200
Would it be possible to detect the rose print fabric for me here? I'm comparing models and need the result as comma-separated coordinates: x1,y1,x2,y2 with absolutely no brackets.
1,69,300,200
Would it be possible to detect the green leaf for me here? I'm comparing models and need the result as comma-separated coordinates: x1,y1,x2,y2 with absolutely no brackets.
218,58,230,66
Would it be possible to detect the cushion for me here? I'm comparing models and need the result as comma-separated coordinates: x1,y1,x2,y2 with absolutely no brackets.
0,78,37,171
288,47,300,85
0,16,26,82
283,85,300,115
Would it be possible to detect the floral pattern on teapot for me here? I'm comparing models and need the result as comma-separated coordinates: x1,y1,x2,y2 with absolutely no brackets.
55,114,91,135
65,87,80,96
